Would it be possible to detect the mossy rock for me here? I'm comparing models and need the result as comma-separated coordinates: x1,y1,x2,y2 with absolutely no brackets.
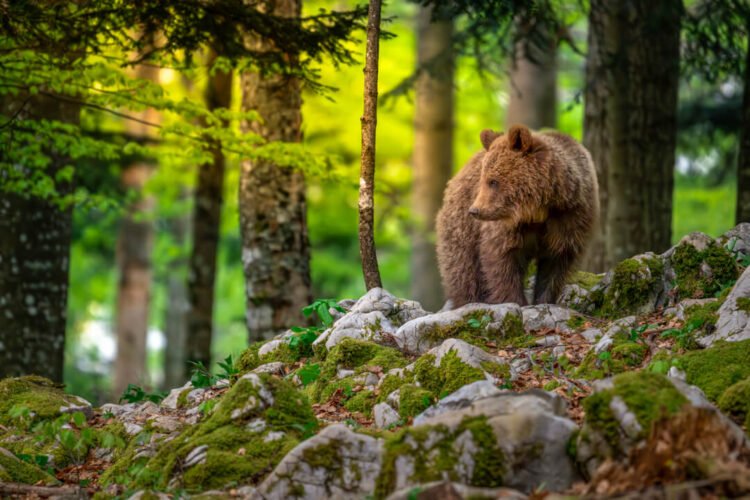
0,376,89,427
376,416,506,497
718,376,750,429
670,239,738,301
568,271,605,290
413,351,488,400
0,448,57,485
104,374,316,492
235,340,299,374
575,333,648,380
675,339,750,402
581,372,688,452
596,254,665,318
398,384,434,418
421,309,524,350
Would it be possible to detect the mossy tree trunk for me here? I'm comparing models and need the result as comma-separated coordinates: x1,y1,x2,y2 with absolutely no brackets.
239,0,312,342
113,63,158,396
506,19,557,130
411,4,454,311
594,0,682,265
185,53,233,375
0,94,79,383
737,34,750,224
359,0,384,291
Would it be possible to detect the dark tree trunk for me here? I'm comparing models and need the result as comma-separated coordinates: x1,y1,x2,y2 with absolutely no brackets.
0,94,79,382
581,0,611,272
240,0,312,341
113,63,158,396
737,36,750,224
359,0,384,291
411,5,453,311
506,21,557,130
587,0,681,265
185,56,232,374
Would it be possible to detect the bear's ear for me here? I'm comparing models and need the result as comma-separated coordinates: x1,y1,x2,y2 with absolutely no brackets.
480,129,501,150
507,124,533,153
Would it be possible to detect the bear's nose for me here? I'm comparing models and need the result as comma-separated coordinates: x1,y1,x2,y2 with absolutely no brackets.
468,207,479,216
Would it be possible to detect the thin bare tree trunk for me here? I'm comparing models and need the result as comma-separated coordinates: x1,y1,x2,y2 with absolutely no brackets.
506,21,557,129
0,94,79,382
581,0,611,272
411,5,454,311
605,0,681,263
113,63,158,396
737,34,750,224
359,0,383,291
239,0,312,342
185,54,232,374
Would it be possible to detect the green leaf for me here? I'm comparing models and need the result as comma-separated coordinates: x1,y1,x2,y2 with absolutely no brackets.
72,411,86,427
297,363,321,386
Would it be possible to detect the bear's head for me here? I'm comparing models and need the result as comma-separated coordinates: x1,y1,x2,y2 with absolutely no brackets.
469,124,550,224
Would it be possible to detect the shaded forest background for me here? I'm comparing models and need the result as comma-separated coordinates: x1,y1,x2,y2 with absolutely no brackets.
0,0,747,404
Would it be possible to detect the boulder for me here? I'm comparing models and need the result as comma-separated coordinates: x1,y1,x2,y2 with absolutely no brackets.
521,304,581,333
698,265,750,346
313,311,396,351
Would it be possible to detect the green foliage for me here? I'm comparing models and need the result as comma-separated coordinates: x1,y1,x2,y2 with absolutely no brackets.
190,354,240,388
120,384,166,404
302,299,345,328
296,363,322,387
674,339,750,401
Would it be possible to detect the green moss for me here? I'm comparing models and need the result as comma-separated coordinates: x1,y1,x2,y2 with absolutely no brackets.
736,297,750,312
235,340,305,376
413,352,487,399
582,372,688,451
398,385,433,418
599,256,664,318
568,271,604,290
344,390,376,416
575,333,648,380
377,371,415,403
375,416,505,498
672,242,738,300
108,374,316,492
675,339,750,401
479,361,510,381
566,315,586,330
235,343,262,373
718,376,750,428
500,313,525,342
0,376,84,427
0,450,57,485
543,380,561,391
177,388,191,408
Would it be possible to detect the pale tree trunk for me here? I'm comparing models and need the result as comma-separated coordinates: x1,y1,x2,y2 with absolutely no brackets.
411,5,454,311
506,22,557,129
359,0,384,291
239,0,312,342
163,197,190,389
113,63,158,396
599,0,681,265
0,94,79,382
185,55,232,375
581,0,611,272
736,35,750,224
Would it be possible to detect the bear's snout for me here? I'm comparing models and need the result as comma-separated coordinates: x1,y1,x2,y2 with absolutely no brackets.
468,206,480,217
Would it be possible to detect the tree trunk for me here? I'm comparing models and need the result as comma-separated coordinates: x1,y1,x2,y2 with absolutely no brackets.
185,55,232,375
411,5,454,312
359,0,384,291
506,21,557,129
239,0,312,342
736,35,750,224
592,0,681,265
0,94,79,383
581,0,611,272
113,63,158,396
163,195,190,390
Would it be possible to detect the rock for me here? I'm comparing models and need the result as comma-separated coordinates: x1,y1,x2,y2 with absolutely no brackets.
535,334,561,347
259,339,286,357
597,253,667,316
386,481,528,500
161,382,192,409
558,284,595,313
717,223,750,262
123,422,144,435
313,311,396,350
394,303,523,355
428,338,512,381
382,389,578,494
349,287,429,325
580,328,601,343
699,265,750,346
258,423,383,499
665,298,718,321
252,362,287,376
593,316,637,354
413,380,503,425
128,492,170,500
59,395,93,419
521,304,580,333
374,403,400,429
149,415,183,434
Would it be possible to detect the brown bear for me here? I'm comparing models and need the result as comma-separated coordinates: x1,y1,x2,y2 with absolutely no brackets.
436,124,598,307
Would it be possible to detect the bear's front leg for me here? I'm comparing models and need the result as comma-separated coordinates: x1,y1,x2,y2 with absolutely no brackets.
534,252,575,304
481,251,528,306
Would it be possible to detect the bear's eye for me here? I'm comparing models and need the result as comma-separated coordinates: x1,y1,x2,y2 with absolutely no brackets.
488,179,499,189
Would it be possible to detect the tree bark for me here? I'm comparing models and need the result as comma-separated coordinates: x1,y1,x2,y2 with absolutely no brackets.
359,0,384,291
411,5,454,311
239,0,312,342
113,63,158,397
0,94,79,383
585,0,681,266
581,0,611,272
736,34,750,224
185,55,232,375
506,21,557,130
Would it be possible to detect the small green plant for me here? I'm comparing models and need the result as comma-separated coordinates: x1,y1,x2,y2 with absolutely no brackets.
120,384,166,404
467,314,491,329
217,354,239,380
189,361,216,388
296,363,321,386
303,299,345,328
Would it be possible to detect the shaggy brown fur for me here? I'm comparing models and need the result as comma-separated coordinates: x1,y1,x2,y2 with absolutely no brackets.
436,124,599,306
